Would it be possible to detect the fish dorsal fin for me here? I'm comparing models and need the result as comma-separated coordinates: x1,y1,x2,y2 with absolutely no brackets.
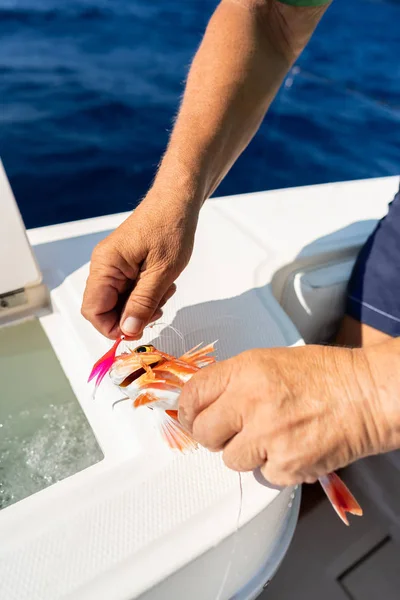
180,341,217,368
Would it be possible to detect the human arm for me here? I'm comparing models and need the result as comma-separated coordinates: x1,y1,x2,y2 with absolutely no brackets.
81,0,331,339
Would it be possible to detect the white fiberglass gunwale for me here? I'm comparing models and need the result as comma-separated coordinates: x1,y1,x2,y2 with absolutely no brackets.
1,162,398,599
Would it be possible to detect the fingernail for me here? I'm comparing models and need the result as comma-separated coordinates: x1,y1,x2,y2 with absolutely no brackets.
121,316,143,336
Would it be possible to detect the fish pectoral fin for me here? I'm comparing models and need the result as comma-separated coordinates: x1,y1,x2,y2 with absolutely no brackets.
319,472,363,526
158,411,198,453
133,392,158,408
165,409,179,421
180,341,217,368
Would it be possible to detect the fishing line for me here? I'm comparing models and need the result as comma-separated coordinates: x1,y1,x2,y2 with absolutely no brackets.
111,319,248,598
215,472,243,600
286,65,400,116
145,321,186,353
144,313,246,356
111,397,130,409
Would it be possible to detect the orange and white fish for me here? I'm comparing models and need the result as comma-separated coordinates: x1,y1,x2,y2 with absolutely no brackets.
89,337,363,525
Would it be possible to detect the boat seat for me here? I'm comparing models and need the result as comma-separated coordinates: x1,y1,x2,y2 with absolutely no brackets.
277,255,357,344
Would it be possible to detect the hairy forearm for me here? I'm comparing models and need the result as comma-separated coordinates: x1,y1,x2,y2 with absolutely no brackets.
151,0,329,209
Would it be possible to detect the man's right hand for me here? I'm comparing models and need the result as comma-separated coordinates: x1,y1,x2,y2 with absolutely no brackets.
81,190,199,340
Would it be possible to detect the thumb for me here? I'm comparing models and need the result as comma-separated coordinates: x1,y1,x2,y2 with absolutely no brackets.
120,270,174,338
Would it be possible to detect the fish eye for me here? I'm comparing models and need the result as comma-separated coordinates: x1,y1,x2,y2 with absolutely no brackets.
135,345,155,353
135,346,147,353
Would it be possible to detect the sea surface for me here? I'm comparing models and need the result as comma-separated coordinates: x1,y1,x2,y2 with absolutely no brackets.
1,0,399,229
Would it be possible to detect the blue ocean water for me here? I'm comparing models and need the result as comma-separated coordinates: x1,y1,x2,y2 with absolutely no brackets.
1,0,399,229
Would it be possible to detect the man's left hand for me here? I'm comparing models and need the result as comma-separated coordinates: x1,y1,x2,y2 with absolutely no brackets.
178,345,382,486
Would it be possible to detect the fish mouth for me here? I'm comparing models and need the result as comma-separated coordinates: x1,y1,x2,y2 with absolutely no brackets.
120,367,146,388
119,357,162,388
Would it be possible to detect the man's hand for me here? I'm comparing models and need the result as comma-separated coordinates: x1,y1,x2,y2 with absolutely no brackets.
81,190,199,340
179,345,389,486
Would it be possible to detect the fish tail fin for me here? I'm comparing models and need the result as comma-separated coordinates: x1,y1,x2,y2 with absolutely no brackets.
88,337,122,397
180,341,217,368
157,410,198,453
319,472,363,526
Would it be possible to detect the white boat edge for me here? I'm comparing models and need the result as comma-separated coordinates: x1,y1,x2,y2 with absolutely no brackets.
0,158,399,600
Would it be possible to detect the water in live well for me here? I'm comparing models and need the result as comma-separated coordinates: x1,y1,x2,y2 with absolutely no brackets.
0,319,103,510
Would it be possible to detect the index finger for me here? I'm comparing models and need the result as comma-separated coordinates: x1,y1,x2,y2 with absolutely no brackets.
178,360,233,432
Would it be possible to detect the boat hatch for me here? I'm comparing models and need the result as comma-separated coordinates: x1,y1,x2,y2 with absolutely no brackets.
0,160,103,511
0,318,103,510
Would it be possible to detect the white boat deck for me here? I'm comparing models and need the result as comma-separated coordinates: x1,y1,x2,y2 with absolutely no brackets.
0,165,399,599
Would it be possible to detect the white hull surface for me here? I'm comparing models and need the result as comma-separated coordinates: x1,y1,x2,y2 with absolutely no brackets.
0,159,398,600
